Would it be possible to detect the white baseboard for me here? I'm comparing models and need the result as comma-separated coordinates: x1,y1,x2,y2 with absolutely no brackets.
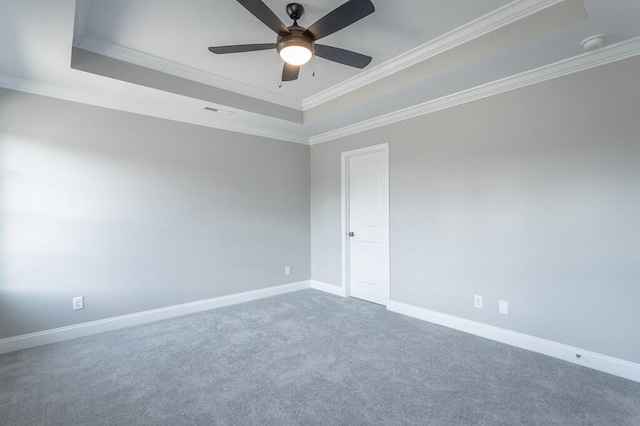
388,300,640,383
310,280,348,297
0,281,311,355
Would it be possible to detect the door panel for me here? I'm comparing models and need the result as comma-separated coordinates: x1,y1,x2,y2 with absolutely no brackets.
348,149,389,305
353,241,382,285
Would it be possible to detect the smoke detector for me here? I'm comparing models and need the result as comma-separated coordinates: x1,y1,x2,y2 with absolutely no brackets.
581,34,607,51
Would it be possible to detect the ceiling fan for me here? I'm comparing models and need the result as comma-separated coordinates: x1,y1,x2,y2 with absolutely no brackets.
209,0,375,83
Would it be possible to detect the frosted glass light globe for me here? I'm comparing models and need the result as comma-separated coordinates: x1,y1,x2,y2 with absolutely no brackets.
279,45,312,66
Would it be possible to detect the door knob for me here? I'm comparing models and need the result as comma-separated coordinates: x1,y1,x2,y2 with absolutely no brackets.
348,232,355,237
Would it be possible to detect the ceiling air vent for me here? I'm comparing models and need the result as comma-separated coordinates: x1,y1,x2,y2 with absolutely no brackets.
202,106,234,115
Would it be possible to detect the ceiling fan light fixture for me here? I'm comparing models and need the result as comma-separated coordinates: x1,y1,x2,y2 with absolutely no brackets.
209,0,375,82
277,36,313,66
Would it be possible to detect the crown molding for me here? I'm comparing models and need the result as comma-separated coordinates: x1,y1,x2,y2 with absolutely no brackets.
4,36,639,148
309,36,640,145
301,0,566,111
0,74,309,145
72,35,303,112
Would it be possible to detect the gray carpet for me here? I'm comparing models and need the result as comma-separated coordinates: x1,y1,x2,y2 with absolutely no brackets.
1,290,639,425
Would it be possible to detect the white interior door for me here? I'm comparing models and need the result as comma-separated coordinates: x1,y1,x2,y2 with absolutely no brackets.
344,145,389,306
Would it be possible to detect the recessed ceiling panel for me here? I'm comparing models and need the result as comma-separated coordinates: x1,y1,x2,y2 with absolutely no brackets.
74,0,511,102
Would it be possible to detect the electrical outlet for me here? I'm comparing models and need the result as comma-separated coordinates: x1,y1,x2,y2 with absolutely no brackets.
499,300,509,315
474,295,483,308
73,296,84,311
285,266,291,275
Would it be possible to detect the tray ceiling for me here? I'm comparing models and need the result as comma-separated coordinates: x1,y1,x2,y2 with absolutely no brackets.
1,0,640,144
73,0,512,102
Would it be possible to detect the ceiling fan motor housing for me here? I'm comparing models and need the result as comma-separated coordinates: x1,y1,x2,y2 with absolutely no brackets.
277,26,315,57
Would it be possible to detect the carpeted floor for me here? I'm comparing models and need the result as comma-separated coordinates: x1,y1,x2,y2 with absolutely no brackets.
1,289,639,425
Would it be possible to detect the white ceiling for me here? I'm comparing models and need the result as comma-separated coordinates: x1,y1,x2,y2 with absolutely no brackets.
2,0,640,144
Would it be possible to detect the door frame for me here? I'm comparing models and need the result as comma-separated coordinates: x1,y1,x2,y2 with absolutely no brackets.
341,143,390,306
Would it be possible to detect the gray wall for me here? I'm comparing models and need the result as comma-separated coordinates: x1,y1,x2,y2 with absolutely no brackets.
311,57,640,363
0,89,310,339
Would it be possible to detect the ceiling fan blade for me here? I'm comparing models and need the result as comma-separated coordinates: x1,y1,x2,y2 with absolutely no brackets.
209,44,277,54
314,44,372,69
236,0,290,35
304,0,375,41
282,63,300,81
